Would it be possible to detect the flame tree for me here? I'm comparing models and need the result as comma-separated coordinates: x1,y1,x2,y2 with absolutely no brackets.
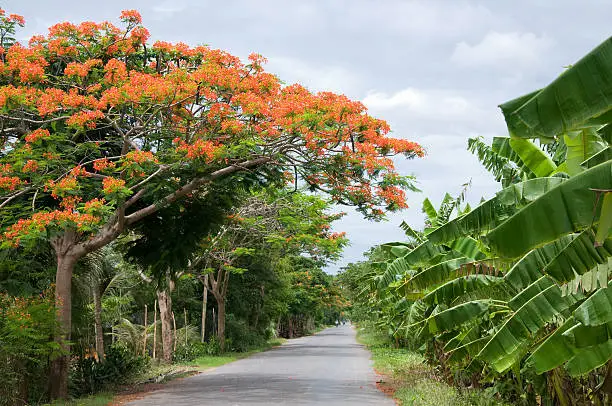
0,9,423,397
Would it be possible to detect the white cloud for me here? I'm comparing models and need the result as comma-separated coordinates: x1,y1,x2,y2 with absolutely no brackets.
451,31,554,69
151,1,187,20
362,87,489,124
266,56,360,95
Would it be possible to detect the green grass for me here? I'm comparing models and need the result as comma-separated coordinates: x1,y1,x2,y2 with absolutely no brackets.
47,392,113,406
356,324,505,406
181,338,286,369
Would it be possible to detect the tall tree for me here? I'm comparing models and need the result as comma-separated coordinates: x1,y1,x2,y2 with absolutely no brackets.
0,9,422,397
194,190,346,351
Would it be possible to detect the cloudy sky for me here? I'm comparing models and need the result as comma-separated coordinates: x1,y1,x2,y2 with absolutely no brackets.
9,0,612,272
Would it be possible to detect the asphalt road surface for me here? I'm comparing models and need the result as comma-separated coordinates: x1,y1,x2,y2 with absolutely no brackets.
127,325,394,405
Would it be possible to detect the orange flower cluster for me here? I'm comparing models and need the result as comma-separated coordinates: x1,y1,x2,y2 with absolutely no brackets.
64,59,102,78
3,209,101,247
124,150,157,165
21,160,39,173
0,175,22,191
102,177,126,194
25,128,50,143
376,186,408,209
176,139,220,161
66,110,105,129
83,198,106,213
46,176,79,198
92,158,116,172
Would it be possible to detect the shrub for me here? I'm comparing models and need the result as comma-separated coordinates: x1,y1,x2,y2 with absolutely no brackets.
225,314,265,352
0,291,61,406
174,342,208,362
70,344,148,396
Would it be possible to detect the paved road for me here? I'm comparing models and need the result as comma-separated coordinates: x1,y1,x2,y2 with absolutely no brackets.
127,325,393,405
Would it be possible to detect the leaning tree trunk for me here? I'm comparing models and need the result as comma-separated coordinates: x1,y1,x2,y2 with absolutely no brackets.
156,288,174,363
49,250,78,400
92,287,105,361
201,275,208,343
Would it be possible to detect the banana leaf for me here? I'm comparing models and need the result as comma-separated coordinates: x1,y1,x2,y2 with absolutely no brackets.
509,138,557,177
527,317,579,374
422,275,502,306
542,230,612,283
564,129,607,175
563,321,612,348
403,257,473,291
428,177,566,244
573,281,612,326
487,161,612,258
500,37,612,140
427,300,492,334
504,234,577,291
477,277,579,373
565,339,612,377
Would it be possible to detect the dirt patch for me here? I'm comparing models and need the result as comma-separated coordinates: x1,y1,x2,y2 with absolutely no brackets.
374,367,400,405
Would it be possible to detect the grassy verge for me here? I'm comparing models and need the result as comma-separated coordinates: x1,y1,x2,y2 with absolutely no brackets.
356,324,504,406
47,393,114,406
183,337,286,370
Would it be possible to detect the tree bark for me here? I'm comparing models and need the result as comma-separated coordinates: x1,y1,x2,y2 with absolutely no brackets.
207,269,229,352
201,276,208,343
93,287,105,361
49,252,77,400
217,297,226,352
142,304,148,357
156,288,174,363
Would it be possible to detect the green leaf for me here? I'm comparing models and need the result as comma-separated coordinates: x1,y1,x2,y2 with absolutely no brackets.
543,230,612,283
487,161,612,258
401,240,446,268
573,282,612,327
500,38,612,140
492,136,534,177
564,129,607,175
422,275,502,306
527,317,579,374
404,257,473,291
565,339,612,377
427,300,491,334
595,193,612,246
508,138,557,177
428,177,566,244
563,321,612,348
477,277,579,373
504,234,577,291
422,198,438,226
582,147,612,169
448,236,487,260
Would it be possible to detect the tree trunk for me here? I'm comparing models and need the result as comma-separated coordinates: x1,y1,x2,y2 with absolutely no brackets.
153,300,157,359
157,288,174,363
217,297,226,352
49,253,77,400
93,287,105,361
142,304,148,357
201,276,208,343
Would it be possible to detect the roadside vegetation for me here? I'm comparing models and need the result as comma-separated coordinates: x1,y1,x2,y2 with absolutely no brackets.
0,6,423,405
340,37,612,406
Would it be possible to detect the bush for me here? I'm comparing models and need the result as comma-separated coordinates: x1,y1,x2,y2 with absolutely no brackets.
0,291,60,406
70,344,149,396
225,314,265,352
174,342,208,362
205,335,221,355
